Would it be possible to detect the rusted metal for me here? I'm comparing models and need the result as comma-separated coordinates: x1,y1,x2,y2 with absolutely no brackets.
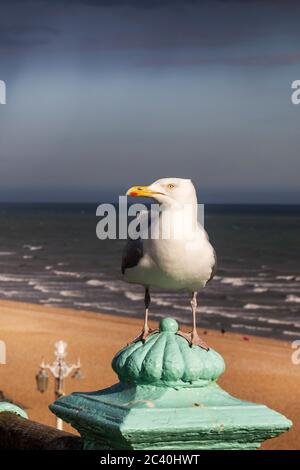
0,412,82,450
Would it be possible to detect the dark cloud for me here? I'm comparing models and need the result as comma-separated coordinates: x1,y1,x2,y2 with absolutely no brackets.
37,0,202,7
1,0,300,55
42,0,300,6
139,51,300,68
0,0,299,203
0,24,59,48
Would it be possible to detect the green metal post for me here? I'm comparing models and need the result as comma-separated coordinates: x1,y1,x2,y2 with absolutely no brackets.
50,317,292,450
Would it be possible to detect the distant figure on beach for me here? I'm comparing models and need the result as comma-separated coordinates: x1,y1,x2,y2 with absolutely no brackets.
122,178,216,350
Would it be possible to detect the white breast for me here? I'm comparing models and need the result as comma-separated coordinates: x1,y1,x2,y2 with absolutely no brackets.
124,208,215,292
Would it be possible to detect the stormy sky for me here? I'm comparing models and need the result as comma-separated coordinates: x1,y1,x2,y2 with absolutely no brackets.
0,0,299,203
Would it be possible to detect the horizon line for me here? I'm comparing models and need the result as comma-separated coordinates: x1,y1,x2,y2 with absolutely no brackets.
0,201,299,206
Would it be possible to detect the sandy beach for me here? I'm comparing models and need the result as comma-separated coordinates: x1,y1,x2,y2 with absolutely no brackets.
0,299,298,450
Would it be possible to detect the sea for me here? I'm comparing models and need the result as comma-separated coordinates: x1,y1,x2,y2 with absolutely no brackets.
0,203,299,341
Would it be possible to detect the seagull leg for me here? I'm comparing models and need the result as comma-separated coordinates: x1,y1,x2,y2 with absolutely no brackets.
190,292,209,350
177,292,209,350
129,287,158,344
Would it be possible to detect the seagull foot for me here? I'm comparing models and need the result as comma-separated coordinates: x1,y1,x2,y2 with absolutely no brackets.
128,327,159,345
177,330,209,351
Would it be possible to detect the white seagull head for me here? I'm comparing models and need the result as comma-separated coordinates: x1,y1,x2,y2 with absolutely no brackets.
126,177,197,207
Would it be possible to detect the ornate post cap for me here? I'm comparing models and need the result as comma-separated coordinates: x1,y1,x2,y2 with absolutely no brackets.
112,317,225,387
0,402,27,419
50,317,292,450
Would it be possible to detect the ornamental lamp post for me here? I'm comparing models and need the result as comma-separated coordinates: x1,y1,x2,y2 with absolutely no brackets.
36,340,82,430
35,369,49,393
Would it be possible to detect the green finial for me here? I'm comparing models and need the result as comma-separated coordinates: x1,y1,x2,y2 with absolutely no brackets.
159,317,178,332
112,317,225,387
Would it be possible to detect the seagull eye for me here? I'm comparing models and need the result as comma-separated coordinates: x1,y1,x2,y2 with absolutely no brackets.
167,184,175,189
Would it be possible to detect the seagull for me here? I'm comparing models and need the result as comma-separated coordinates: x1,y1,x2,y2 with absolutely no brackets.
121,178,217,350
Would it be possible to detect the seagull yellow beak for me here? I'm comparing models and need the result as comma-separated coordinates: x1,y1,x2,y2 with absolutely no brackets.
126,185,157,198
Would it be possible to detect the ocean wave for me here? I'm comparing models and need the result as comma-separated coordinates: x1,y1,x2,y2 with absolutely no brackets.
243,303,273,310
219,276,299,289
172,305,241,319
0,251,15,256
60,290,81,298
197,307,238,318
31,283,50,293
40,298,64,303
255,281,300,288
23,245,43,251
286,295,300,303
86,279,120,292
86,279,104,287
94,304,132,315
220,277,246,287
152,296,175,308
257,316,300,327
53,270,81,278
74,301,98,308
283,330,300,337
251,282,300,293
124,291,144,302
0,275,24,283
276,275,296,281
45,265,53,270
23,255,33,259
151,312,183,323
253,287,268,293
169,304,240,319
73,301,130,315
124,291,243,320
28,280,51,294
0,289,20,297
231,324,272,332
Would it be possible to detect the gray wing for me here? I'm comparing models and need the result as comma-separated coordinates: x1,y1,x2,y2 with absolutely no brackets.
121,209,151,275
121,238,143,275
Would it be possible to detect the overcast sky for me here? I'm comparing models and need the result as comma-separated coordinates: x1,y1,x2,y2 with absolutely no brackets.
0,0,299,203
